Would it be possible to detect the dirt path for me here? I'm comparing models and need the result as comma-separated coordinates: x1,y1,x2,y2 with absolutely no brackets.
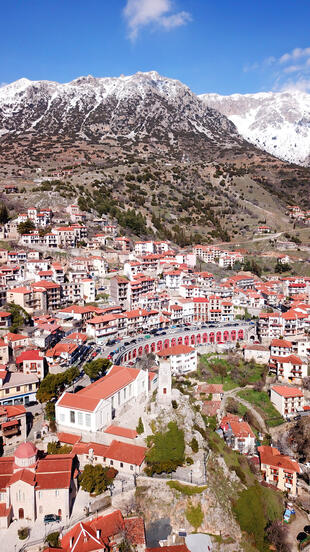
220,386,268,433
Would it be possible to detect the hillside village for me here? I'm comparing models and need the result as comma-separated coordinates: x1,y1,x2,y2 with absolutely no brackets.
0,187,307,552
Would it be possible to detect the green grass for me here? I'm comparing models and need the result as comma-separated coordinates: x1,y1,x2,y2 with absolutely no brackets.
207,430,256,487
199,355,267,391
237,389,284,427
167,481,207,495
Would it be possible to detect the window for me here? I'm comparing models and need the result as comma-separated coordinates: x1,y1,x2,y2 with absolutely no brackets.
38,491,41,499
70,411,75,424
120,462,123,468
110,460,113,465
130,465,133,471
60,413,65,422
5,389,9,394
85,414,91,427
29,384,33,391
118,391,120,406
77,412,83,425
16,386,20,392
124,388,126,400
55,490,59,496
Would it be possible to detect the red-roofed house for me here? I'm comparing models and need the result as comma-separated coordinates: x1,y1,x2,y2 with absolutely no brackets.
269,354,307,383
156,345,197,374
60,509,145,552
258,445,300,495
16,349,46,378
220,415,255,454
271,386,304,418
56,366,148,433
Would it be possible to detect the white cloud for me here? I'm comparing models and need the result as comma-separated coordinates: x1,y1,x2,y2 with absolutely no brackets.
244,47,310,93
279,47,310,64
123,0,191,40
0,82,7,88
278,77,310,93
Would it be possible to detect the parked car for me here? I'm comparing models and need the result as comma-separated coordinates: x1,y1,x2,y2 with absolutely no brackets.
44,514,61,524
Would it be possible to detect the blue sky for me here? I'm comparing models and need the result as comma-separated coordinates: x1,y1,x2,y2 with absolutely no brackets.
1,0,310,95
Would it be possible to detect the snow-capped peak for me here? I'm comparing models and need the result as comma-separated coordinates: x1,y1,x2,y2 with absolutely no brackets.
199,89,310,165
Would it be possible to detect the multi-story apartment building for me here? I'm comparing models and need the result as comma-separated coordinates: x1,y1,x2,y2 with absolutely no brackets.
258,445,300,495
270,386,304,418
6,286,47,314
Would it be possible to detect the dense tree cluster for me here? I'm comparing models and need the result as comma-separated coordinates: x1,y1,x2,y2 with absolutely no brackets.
79,464,117,495
83,358,111,380
145,421,185,475
36,366,79,403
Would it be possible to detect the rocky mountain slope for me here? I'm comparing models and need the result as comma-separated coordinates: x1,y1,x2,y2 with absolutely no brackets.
199,90,310,166
0,72,248,162
0,72,309,244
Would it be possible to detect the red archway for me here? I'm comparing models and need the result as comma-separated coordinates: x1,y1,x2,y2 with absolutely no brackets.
196,333,201,344
185,336,189,345
171,337,176,347
132,349,137,358
216,331,222,343
203,333,208,343
191,335,195,345
238,329,244,340
231,330,236,341
223,331,229,342
138,346,143,355
178,336,183,344
19,508,24,519
128,351,131,360
151,342,155,352
164,339,170,349
209,332,215,343
144,344,149,353
157,340,163,351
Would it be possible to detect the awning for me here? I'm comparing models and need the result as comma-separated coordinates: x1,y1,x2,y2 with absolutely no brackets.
2,420,19,428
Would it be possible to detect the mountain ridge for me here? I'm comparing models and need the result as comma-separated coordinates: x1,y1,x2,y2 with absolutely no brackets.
199,89,310,166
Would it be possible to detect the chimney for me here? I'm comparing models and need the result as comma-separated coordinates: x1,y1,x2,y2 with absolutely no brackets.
96,529,101,539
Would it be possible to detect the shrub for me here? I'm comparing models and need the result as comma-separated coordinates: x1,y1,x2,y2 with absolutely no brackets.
190,437,199,453
167,481,207,495
136,417,144,435
18,527,29,540
185,502,204,530
47,441,72,455
45,531,60,548
186,456,194,465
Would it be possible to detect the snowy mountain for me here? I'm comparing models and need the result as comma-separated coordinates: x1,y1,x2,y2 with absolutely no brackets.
199,90,310,166
0,72,246,159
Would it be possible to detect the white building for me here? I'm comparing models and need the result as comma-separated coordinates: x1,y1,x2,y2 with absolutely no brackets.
156,345,197,375
270,386,304,418
56,365,149,434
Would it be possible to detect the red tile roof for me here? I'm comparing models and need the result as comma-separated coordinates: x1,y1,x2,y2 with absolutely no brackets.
157,345,195,357
106,440,146,466
104,425,138,439
258,445,300,473
9,469,36,486
57,432,81,445
16,349,43,364
272,385,304,398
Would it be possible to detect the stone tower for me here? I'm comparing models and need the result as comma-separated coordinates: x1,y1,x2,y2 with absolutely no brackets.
158,359,172,404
